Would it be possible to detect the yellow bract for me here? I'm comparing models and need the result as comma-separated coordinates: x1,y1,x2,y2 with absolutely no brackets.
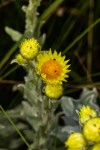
44,84,63,99
20,38,40,60
78,105,97,125
36,50,70,84
65,132,87,150
83,117,100,143
16,54,27,64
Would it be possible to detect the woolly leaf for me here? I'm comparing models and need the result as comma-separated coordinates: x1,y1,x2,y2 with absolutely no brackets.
61,96,76,116
5,26,22,41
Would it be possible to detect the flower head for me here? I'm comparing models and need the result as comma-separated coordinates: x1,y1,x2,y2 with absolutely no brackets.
65,132,87,150
44,84,63,99
36,50,70,84
78,105,97,125
16,54,27,64
92,144,100,150
83,117,100,143
20,38,40,60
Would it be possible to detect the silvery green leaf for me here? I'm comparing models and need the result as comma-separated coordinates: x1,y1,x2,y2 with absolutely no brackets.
52,126,67,142
61,96,76,116
22,101,38,117
23,84,39,104
79,88,100,113
79,88,98,104
62,116,78,126
38,33,46,46
5,26,22,41
26,118,40,131
16,84,25,93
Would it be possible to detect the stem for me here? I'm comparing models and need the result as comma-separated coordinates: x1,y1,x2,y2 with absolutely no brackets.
62,18,100,54
87,0,94,83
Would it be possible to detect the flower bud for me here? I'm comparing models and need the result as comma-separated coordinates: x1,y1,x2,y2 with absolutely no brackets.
65,132,87,150
78,105,97,125
20,38,40,60
16,53,27,64
83,117,100,143
45,84,63,99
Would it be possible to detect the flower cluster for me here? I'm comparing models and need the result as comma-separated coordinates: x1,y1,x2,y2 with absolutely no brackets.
65,105,100,150
36,50,70,99
16,38,70,99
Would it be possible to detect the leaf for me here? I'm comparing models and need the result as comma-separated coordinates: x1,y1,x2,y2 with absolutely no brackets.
61,96,76,116
5,26,22,41
52,126,67,142
79,88,100,113
79,88,98,103
22,101,38,117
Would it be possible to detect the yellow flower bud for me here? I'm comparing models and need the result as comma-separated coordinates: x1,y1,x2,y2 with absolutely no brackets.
20,38,40,60
65,132,87,150
78,105,97,125
92,144,100,150
44,84,63,99
16,53,27,64
83,117,100,143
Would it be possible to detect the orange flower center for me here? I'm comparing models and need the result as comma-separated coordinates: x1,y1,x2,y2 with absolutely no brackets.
41,60,62,80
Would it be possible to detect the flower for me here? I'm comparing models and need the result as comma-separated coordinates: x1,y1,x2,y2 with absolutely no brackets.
92,144,100,150
78,105,97,125
83,117,100,143
16,54,27,64
44,84,63,99
20,38,40,60
65,132,87,150
36,50,70,84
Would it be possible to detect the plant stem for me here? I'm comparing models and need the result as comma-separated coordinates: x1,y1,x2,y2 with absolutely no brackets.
87,0,94,83
62,18,100,54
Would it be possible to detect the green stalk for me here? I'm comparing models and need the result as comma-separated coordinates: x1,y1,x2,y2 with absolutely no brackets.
0,36,24,69
39,0,64,21
62,18,100,54
0,65,19,79
87,0,94,82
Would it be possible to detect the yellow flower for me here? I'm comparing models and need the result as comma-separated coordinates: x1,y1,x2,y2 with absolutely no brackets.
83,117,100,143
36,50,70,84
65,132,87,150
92,143,100,150
16,54,27,64
44,84,63,99
78,105,97,125
20,38,40,60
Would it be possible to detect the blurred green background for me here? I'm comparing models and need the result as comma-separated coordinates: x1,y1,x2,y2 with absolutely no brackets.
0,0,100,108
